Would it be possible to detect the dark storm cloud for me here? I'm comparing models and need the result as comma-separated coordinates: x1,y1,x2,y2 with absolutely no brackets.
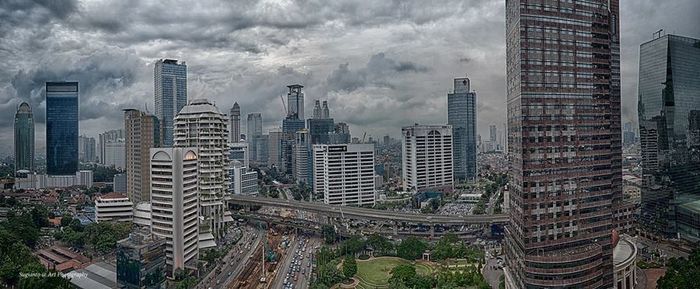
0,0,697,154
9,51,142,120
326,53,428,92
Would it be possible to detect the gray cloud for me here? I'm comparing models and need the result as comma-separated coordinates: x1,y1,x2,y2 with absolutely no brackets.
326,52,428,93
0,0,698,155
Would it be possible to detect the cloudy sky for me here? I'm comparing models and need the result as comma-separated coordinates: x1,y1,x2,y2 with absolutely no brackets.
0,0,698,156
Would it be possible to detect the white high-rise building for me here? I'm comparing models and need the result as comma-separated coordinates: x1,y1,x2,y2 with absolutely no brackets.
149,147,199,276
402,125,454,193
228,143,258,195
95,193,133,223
174,99,231,244
313,144,375,206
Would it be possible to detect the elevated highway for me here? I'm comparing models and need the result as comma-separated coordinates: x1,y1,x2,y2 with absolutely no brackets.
228,195,509,226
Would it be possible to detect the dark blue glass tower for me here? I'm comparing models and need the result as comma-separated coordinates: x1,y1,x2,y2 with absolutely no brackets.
46,82,79,175
155,59,187,147
447,77,477,181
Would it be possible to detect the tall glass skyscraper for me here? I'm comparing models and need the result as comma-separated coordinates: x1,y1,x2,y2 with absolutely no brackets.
154,59,187,147
447,77,477,181
14,102,34,173
46,82,79,176
638,34,700,240
504,1,621,288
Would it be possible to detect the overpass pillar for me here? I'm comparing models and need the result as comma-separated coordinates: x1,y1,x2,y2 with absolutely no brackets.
393,221,398,236
430,224,435,238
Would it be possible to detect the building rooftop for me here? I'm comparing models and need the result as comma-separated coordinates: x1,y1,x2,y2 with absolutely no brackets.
68,262,117,289
97,192,127,200
177,98,223,115
613,236,637,267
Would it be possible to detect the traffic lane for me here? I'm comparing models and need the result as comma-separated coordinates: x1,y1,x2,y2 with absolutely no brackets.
296,238,319,289
220,230,264,289
199,228,255,289
274,235,302,289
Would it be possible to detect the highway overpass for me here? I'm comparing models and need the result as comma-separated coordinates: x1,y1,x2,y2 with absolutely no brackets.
228,195,509,226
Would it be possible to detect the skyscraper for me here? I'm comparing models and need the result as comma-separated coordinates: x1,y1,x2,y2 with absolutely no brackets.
125,109,161,204
78,135,96,163
287,84,304,119
174,99,230,242
268,130,284,168
230,102,241,143
447,77,477,181
99,129,124,164
14,102,34,173
229,143,259,195
313,144,375,206
504,1,621,288
313,100,322,119
293,129,312,185
401,125,454,193
638,34,700,240
149,147,199,276
322,100,330,119
46,82,79,176
247,113,263,162
154,59,187,147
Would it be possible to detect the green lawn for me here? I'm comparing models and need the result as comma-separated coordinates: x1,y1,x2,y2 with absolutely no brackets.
355,257,433,288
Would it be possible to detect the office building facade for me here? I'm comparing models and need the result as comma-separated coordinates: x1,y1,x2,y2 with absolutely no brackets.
95,193,134,223
247,113,263,162
287,84,304,119
230,102,241,143
125,109,161,204
503,1,622,288
174,99,230,241
313,144,375,206
402,125,454,193
149,147,199,276
46,82,79,176
79,136,96,163
154,59,187,147
14,102,34,173
116,229,166,289
293,129,312,185
447,77,477,181
637,34,700,238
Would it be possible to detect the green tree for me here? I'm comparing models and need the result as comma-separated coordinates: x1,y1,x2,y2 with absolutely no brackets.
657,248,700,289
339,235,365,256
366,234,393,256
321,225,337,244
60,215,73,227
389,264,416,285
342,255,357,279
397,237,427,260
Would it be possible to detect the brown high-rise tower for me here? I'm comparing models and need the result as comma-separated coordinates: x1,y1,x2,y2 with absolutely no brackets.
503,0,622,288
124,109,161,204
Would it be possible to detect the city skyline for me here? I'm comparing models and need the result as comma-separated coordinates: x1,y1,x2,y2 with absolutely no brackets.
0,1,698,156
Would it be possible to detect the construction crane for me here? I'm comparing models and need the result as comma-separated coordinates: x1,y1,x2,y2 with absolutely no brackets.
279,94,288,116
362,132,367,143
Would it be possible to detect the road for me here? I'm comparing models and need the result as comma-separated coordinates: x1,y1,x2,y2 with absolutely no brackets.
271,234,320,289
229,195,509,225
218,230,264,289
295,237,320,289
194,226,263,289
271,235,299,289
483,250,504,289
